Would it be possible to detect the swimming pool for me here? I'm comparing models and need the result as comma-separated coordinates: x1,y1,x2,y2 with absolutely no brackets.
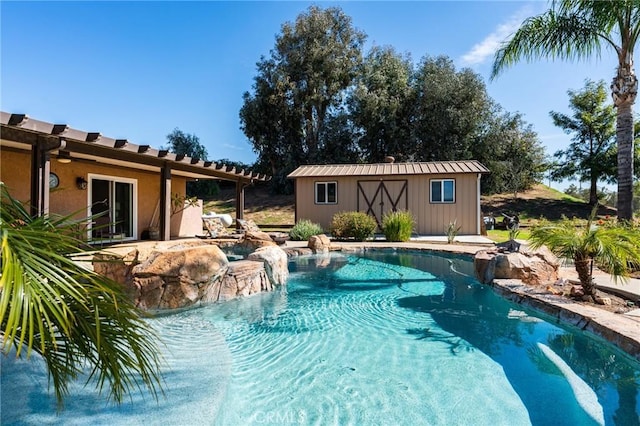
2,251,639,425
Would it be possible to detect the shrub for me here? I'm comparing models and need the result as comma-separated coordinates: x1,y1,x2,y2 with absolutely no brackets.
289,219,324,241
382,210,415,242
330,211,377,241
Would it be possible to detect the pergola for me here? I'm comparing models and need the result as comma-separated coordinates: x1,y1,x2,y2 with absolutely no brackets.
0,111,269,240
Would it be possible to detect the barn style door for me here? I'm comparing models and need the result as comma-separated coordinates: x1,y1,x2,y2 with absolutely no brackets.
357,180,408,227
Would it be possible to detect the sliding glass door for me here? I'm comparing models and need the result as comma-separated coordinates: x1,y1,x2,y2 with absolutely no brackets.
88,174,137,241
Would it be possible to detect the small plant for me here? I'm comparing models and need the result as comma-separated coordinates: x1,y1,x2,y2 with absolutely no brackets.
382,210,415,242
508,223,520,241
445,219,461,244
147,193,199,238
330,211,377,241
171,193,199,216
289,219,324,241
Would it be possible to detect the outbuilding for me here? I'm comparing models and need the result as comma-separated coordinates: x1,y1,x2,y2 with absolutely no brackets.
288,160,490,235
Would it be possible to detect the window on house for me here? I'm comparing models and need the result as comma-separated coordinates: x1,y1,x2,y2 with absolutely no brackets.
89,174,137,241
315,181,337,204
430,179,455,203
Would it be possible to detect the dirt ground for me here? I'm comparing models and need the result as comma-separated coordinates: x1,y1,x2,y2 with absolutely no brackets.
204,183,295,226
549,280,637,314
553,264,639,314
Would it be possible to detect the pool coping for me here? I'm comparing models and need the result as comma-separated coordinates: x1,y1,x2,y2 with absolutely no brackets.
284,240,640,363
490,279,640,363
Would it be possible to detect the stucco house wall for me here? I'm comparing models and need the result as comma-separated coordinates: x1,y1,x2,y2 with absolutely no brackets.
0,147,197,239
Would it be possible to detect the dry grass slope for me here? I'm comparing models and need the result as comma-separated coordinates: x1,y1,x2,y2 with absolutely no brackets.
481,184,616,222
204,183,295,226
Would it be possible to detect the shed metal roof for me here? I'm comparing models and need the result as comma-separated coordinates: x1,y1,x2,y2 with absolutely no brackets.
287,160,489,178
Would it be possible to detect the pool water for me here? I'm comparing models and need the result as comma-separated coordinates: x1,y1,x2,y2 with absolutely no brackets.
2,251,639,425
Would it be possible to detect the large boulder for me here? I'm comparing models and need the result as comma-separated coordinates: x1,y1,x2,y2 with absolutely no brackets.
474,245,559,286
93,250,140,300
308,234,332,254
132,244,229,309
248,245,289,286
283,247,314,257
236,230,276,254
93,239,290,310
473,250,495,285
219,260,269,301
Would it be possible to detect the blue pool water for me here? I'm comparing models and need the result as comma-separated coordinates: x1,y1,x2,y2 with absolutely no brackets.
2,251,639,425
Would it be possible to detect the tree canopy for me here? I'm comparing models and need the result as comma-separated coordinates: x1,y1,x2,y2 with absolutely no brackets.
240,6,366,190
165,128,208,161
478,111,546,198
164,128,220,198
241,5,546,195
413,56,493,162
349,46,414,163
550,80,617,205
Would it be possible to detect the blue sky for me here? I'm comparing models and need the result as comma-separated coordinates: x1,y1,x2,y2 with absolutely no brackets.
1,1,620,189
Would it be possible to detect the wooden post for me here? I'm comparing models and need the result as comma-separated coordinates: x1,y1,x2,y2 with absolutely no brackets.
30,141,46,217
30,137,63,218
235,180,245,230
160,163,172,241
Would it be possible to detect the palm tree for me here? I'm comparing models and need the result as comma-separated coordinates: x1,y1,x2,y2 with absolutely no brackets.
528,208,640,300
0,183,163,407
492,0,640,221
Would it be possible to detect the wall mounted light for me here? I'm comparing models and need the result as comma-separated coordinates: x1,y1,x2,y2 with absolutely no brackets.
57,151,72,163
76,177,88,190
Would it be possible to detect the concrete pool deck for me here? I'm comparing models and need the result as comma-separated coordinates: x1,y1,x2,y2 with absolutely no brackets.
282,238,640,362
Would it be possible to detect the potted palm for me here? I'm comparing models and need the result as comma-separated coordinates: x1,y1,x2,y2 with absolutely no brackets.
528,207,640,302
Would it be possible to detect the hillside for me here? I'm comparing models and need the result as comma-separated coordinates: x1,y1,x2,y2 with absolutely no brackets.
481,184,616,223
205,183,617,226
204,182,295,226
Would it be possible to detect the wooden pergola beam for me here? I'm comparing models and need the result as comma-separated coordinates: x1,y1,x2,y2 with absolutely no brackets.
1,111,272,242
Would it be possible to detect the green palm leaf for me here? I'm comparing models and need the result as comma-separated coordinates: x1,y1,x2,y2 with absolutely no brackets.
0,183,164,407
529,206,640,296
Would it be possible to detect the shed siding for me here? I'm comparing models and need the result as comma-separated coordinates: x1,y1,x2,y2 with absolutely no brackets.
295,173,479,235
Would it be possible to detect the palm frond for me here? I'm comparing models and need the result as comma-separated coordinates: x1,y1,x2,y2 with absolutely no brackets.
529,207,640,291
592,226,640,283
491,0,636,79
0,183,164,407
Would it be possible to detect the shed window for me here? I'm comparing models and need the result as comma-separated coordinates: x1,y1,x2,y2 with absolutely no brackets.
430,179,455,203
315,182,337,204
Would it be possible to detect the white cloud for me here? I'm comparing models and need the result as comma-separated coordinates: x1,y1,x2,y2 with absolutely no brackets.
222,143,245,151
460,6,534,66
